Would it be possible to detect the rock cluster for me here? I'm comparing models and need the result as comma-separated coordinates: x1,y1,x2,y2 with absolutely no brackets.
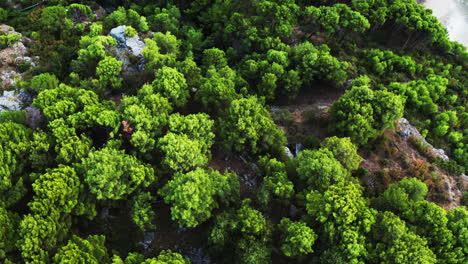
396,118,449,161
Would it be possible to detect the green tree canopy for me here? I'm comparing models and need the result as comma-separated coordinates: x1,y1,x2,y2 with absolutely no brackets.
296,148,349,191
81,148,155,200
368,211,436,264
278,218,316,257
159,168,239,227
306,183,376,263
329,80,404,145
152,66,189,108
218,96,286,155
321,136,363,171
53,235,109,264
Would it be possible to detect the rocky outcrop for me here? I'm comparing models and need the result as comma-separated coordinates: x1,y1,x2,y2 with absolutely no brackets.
0,24,37,90
396,118,449,161
109,25,146,57
108,25,146,76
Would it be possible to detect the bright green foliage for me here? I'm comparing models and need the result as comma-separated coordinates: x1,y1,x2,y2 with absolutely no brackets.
168,113,215,153
368,211,436,264
96,56,123,91
72,34,117,76
433,111,459,136
176,58,203,88
144,250,191,264
278,218,316,257
257,157,294,205
53,235,109,264
350,0,390,26
0,110,26,125
18,211,70,264
111,252,144,264
321,136,363,171
152,66,188,108
291,42,349,86
33,83,100,122
130,192,156,231
104,7,149,32
30,73,59,92
306,183,376,263
403,201,464,263
363,49,421,78
329,81,404,145
447,207,468,257
81,148,155,200
218,96,286,155
0,33,21,49
158,133,209,172
196,66,240,111
375,177,464,263
125,26,137,37
159,168,239,227
388,0,449,46
387,74,448,115
29,165,82,216
0,122,31,193
305,4,370,35
296,148,349,191
0,207,20,259
239,49,302,100
68,4,93,21
373,177,429,213
120,85,172,153
142,35,179,71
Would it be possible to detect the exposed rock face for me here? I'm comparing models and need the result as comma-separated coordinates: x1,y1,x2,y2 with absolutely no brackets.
109,25,146,56
108,26,146,76
0,24,37,90
110,25,126,44
0,90,22,111
396,118,449,161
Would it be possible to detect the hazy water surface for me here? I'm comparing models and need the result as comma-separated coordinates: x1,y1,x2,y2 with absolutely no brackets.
423,0,468,46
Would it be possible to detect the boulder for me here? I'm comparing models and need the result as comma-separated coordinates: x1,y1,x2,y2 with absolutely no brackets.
109,25,126,45
0,90,23,111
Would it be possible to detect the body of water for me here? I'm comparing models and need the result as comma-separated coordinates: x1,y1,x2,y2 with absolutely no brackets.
423,0,468,46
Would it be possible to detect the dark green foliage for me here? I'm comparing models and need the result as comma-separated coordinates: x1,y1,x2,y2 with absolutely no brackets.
209,199,271,264
291,42,349,87
130,192,156,231
0,8,7,23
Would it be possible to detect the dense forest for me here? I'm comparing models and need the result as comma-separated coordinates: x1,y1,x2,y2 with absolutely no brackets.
0,0,467,263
